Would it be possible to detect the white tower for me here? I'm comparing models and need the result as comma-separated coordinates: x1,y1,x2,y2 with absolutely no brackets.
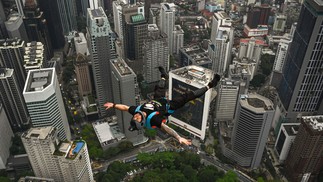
160,3,176,55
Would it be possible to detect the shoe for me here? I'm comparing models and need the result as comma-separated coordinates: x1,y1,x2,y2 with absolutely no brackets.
157,66,168,79
208,74,221,88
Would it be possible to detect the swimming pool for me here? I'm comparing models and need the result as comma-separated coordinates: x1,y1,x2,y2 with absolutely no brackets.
73,141,84,154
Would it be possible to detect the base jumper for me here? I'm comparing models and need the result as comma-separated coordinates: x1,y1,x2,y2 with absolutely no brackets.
104,67,220,146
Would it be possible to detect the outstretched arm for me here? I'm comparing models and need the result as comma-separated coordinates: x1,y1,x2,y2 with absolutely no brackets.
104,102,129,111
161,123,192,146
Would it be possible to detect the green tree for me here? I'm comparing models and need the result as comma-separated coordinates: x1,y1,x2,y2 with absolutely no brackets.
118,141,134,152
144,128,157,139
250,74,266,87
217,170,238,182
181,164,198,181
0,177,10,182
198,165,223,182
257,177,265,182
10,134,26,155
260,54,275,76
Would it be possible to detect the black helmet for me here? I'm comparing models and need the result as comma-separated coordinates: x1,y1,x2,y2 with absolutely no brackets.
128,111,146,131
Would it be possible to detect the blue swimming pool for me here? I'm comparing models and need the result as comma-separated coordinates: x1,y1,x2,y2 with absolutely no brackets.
73,142,84,154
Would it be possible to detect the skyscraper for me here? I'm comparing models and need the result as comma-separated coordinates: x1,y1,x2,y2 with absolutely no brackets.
143,24,169,83
285,116,323,181
278,0,323,121
0,38,26,91
173,25,184,54
22,127,94,182
272,38,291,73
169,65,216,140
5,13,29,41
0,68,30,129
24,41,45,73
231,94,274,168
74,53,92,97
23,68,71,141
56,0,77,34
160,3,176,55
110,58,146,145
246,5,271,29
87,7,116,117
0,103,14,169
23,0,53,59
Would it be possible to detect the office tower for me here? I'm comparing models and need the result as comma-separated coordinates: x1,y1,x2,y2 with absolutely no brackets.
209,11,233,75
74,53,92,97
23,0,53,59
228,58,254,94
0,38,26,91
231,94,274,168
285,116,323,181
0,68,30,129
110,58,146,145
273,15,287,32
272,39,291,72
22,127,94,182
23,68,71,141
278,0,323,121
56,0,77,34
38,0,65,49
169,65,216,140
274,123,299,163
0,103,14,169
290,22,297,38
74,32,90,55
5,13,28,41
173,25,184,54
24,42,45,73
149,7,160,25
87,7,116,117
179,45,212,68
75,0,90,17
215,79,239,121
160,3,176,55
238,38,265,63
123,4,147,73
246,5,271,29
143,24,169,83
112,0,126,40
145,0,151,20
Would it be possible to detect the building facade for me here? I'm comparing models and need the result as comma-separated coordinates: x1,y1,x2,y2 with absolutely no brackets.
160,3,176,55
74,53,92,97
24,42,45,73
173,25,184,54
5,13,28,41
23,68,71,141
0,103,14,169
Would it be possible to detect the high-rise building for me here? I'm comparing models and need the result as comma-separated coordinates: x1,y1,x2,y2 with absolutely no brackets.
110,58,146,145
278,0,323,121
24,41,45,73
23,68,71,141
123,5,147,73
74,53,92,97
0,68,30,129
215,79,239,121
0,103,14,169
0,38,26,91
112,0,127,40
231,94,274,168
169,65,216,140
5,13,28,41
246,5,271,29
22,127,94,182
143,24,169,83
87,7,116,117
38,0,65,49
210,11,232,43
238,38,265,63
173,25,184,54
23,0,53,59
273,15,287,32
160,3,176,55
274,123,300,163
180,45,212,69
285,116,323,182
272,39,291,73
56,0,77,34
74,32,89,56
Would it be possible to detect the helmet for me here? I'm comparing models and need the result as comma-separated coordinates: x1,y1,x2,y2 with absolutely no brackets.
128,111,146,131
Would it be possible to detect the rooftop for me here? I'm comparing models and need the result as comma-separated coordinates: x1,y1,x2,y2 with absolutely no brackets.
283,124,299,136
303,115,323,131
25,68,53,92
24,127,54,140
170,65,214,85
111,58,133,76
240,94,274,112
131,14,145,23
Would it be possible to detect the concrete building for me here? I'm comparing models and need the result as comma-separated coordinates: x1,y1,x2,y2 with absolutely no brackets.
238,38,265,64
74,32,90,56
173,25,184,54
24,42,45,73
274,123,300,163
210,11,232,43
5,13,28,41
112,0,127,41
180,45,212,69
149,7,160,25
143,24,169,83
285,116,323,182
160,3,176,55
0,68,30,129
278,0,323,121
231,94,274,168
74,54,92,97
169,65,216,140
273,15,287,32
243,25,269,37
246,5,271,29
87,7,116,117
215,79,239,121
21,127,93,182
23,68,71,141
0,38,26,91
0,103,14,169
272,39,292,72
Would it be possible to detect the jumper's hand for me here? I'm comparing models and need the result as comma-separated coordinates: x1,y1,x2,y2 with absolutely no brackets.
178,137,192,146
104,102,114,110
